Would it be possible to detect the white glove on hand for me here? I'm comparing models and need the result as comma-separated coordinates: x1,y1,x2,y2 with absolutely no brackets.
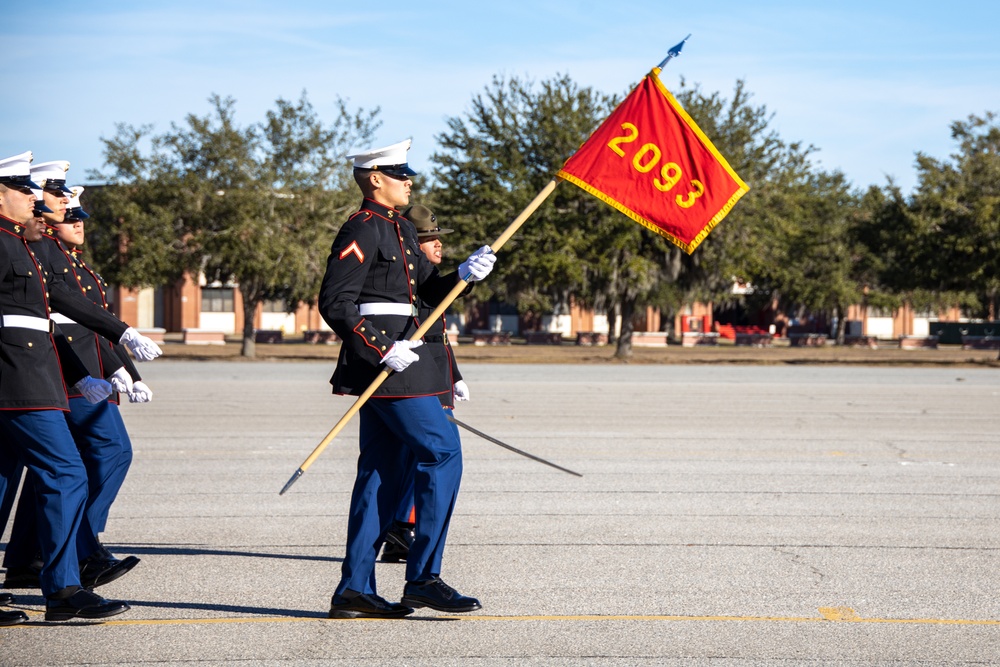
458,245,496,282
382,340,423,373
453,380,470,402
108,367,134,393
120,327,162,361
74,376,113,404
128,381,153,403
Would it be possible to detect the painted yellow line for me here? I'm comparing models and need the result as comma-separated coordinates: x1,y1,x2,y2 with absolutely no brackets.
819,606,861,621
6,606,999,629
458,613,1000,626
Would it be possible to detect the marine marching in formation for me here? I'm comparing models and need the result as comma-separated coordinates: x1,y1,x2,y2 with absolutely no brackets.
0,151,161,624
0,138,498,624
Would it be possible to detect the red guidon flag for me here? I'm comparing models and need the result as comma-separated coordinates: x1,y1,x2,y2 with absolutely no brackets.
557,68,749,254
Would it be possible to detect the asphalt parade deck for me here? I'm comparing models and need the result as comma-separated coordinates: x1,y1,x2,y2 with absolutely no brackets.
2,361,998,665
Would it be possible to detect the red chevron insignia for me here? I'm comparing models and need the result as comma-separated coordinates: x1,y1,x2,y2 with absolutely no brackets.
339,240,365,263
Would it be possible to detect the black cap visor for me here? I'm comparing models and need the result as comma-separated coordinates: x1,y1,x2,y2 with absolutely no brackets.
64,207,89,221
0,175,43,192
43,179,72,195
374,163,417,179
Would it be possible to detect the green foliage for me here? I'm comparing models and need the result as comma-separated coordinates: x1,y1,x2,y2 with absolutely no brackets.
669,79,864,321
430,74,618,316
84,124,197,286
430,73,843,354
910,112,1000,316
85,67,998,355
87,91,380,356
856,112,1000,319
779,171,864,335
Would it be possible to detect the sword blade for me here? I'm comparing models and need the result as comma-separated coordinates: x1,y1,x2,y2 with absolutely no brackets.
448,416,583,477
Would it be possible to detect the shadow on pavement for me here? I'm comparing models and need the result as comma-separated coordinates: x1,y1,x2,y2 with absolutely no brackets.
108,544,343,564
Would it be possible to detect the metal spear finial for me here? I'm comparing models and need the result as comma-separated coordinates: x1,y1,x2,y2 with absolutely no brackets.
658,34,692,69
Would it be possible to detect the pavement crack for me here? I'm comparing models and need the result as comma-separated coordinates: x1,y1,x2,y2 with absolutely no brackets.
884,440,910,460
775,547,826,586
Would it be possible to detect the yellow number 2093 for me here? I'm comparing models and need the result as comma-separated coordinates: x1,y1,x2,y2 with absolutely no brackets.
607,122,707,208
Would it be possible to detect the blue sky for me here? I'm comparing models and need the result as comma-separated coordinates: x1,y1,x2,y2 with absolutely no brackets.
4,1,998,193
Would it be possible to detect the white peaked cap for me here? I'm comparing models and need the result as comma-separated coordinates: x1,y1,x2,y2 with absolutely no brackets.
31,160,72,192
0,151,36,181
68,186,85,208
65,185,90,220
346,139,417,176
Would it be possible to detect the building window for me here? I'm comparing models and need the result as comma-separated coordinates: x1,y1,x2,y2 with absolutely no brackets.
262,299,287,313
202,288,234,312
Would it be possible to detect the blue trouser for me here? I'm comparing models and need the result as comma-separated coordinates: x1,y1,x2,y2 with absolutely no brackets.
5,399,132,568
336,396,462,597
0,410,87,597
391,466,415,525
0,460,23,530
390,407,456,525
65,398,133,535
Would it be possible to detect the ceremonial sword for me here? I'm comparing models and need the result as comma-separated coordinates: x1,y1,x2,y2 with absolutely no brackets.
447,415,583,477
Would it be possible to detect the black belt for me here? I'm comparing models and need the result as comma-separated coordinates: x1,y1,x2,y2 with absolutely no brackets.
423,335,446,343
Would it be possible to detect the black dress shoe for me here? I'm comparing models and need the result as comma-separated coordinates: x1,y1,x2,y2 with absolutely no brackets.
94,542,130,562
45,589,130,621
380,521,414,563
3,563,41,589
0,592,14,605
0,609,28,626
80,554,140,589
401,577,481,613
380,541,409,563
328,590,414,619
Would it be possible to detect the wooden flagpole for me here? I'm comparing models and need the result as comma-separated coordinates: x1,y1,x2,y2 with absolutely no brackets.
280,178,559,494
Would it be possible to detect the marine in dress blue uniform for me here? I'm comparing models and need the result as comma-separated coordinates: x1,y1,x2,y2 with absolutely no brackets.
0,151,129,622
49,184,148,547
3,178,146,589
320,140,495,618
0,185,94,529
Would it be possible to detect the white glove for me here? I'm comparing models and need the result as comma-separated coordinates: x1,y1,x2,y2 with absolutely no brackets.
108,367,134,393
382,340,423,373
458,245,496,282
74,376,113,404
128,381,153,403
453,380,470,402
119,327,162,361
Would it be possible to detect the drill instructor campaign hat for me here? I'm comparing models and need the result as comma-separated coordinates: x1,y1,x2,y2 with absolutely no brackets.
403,204,453,239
